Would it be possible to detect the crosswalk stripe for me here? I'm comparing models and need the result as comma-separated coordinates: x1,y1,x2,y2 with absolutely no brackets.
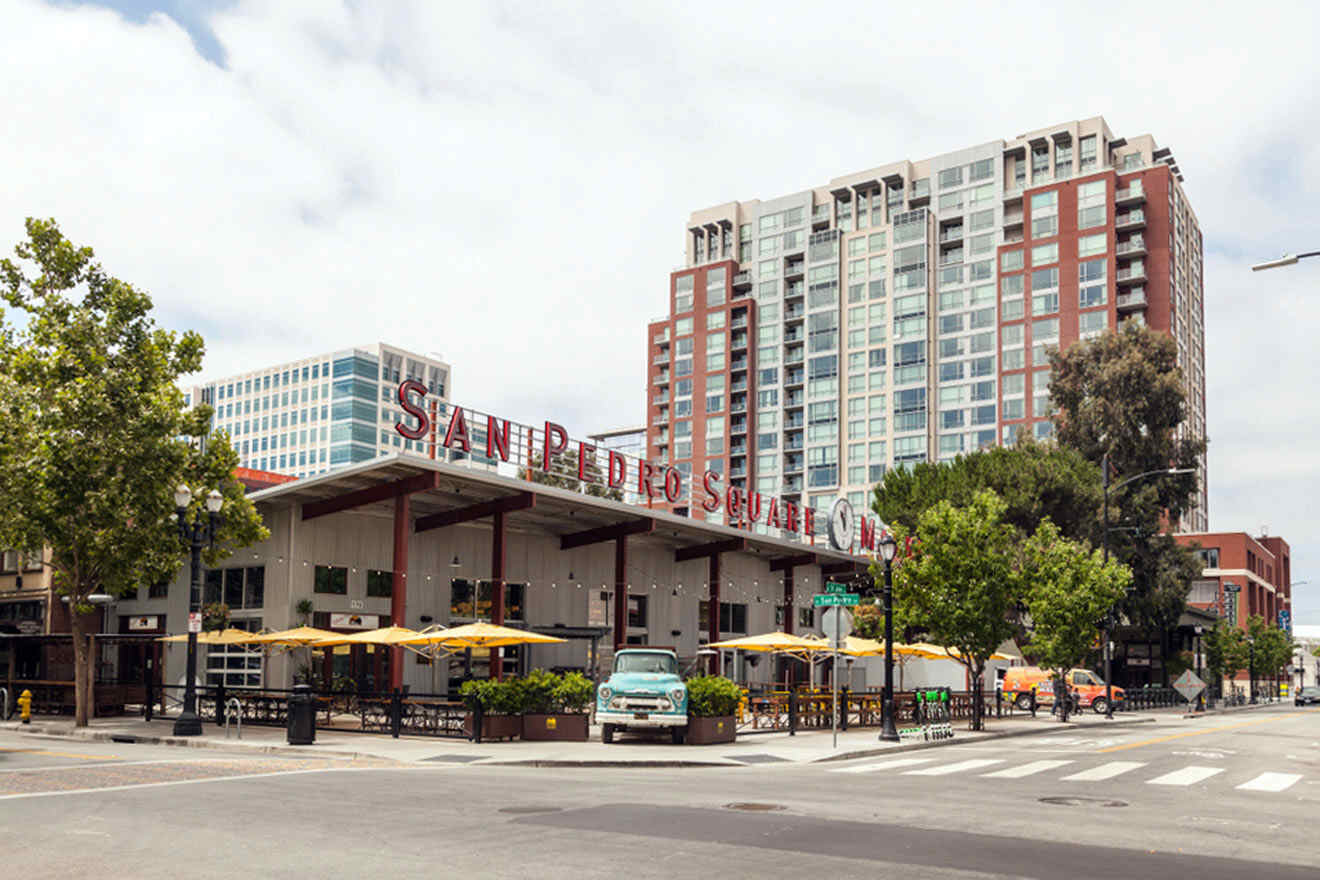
1060,761,1146,781
1147,765,1224,786
982,760,1074,779
1236,772,1302,792
827,757,935,774
905,758,1003,776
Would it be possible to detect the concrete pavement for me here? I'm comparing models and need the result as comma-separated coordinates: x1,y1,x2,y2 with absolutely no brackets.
1,707,1167,766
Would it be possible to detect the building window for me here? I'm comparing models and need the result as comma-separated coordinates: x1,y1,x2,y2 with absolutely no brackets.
628,595,648,629
314,565,348,595
719,602,747,633
205,618,263,688
450,579,526,621
367,569,393,598
204,566,266,608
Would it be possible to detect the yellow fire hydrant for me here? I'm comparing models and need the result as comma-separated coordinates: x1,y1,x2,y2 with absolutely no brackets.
17,689,32,724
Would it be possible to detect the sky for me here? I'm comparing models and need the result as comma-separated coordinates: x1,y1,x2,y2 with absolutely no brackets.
3,1,1319,619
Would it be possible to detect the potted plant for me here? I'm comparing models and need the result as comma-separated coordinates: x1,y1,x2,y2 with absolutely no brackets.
461,678,523,742
521,670,592,741
685,675,740,745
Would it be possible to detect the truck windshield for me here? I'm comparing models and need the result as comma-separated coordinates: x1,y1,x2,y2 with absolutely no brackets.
1072,671,1099,685
615,653,676,675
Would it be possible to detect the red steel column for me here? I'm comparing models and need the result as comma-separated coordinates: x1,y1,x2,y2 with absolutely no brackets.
389,494,409,691
613,537,627,653
491,510,506,680
708,554,720,673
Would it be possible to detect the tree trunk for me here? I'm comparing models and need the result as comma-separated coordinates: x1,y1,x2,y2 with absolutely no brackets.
71,612,90,727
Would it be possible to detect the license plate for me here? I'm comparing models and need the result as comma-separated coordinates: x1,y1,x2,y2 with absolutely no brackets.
633,712,649,720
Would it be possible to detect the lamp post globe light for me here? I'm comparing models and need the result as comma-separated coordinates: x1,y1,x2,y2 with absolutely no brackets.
172,485,224,737
1100,456,1197,719
877,532,900,743
1250,250,1320,272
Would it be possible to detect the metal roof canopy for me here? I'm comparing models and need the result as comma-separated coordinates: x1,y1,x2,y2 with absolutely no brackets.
249,454,868,567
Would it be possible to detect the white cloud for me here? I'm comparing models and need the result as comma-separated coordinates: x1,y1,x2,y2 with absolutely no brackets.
3,0,1319,619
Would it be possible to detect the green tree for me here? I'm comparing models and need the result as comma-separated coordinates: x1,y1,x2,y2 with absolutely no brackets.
873,437,1103,541
1020,520,1131,719
1246,615,1295,697
885,490,1020,731
1203,619,1248,695
0,218,268,726
520,448,622,500
1049,323,1207,680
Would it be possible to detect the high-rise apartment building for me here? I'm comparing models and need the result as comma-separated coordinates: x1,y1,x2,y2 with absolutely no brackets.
189,343,451,479
646,116,1207,531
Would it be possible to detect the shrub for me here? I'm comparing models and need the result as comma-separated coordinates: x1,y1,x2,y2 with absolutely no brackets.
686,675,741,717
553,672,594,713
520,669,560,714
460,679,523,715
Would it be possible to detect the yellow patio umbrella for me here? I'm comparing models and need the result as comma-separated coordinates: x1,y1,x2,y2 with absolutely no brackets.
708,632,831,653
405,621,567,650
157,627,261,645
905,642,1014,661
802,634,930,658
309,625,427,648
246,625,340,646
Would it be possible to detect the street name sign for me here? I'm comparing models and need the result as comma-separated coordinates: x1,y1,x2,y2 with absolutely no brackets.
1173,669,1206,703
824,581,850,595
813,593,859,607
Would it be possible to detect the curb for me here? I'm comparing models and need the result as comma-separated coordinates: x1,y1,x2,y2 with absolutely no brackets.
1180,701,1290,719
0,722,383,763
808,716,1159,764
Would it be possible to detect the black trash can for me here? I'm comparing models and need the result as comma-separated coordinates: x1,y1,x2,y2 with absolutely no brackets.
287,684,316,745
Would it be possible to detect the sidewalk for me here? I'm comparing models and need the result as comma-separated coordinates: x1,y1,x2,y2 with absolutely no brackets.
0,709,1167,767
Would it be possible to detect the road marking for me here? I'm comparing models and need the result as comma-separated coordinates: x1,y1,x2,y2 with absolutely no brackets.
904,758,1003,776
982,760,1074,779
0,768,336,801
1060,761,1146,781
0,747,121,761
1147,765,1224,786
1098,713,1291,753
828,757,936,774
1236,772,1303,792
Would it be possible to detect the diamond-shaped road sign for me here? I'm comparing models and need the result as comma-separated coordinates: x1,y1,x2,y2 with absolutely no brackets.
1173,669,1206,703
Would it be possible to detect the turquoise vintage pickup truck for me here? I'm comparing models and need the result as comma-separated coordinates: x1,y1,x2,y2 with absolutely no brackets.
596,648,688,744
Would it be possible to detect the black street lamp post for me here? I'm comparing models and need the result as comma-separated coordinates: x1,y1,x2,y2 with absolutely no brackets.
878,532,899,743
1193,625,1205,711
172,485,224,737
1100,454,1196,719
1247,637,1256,705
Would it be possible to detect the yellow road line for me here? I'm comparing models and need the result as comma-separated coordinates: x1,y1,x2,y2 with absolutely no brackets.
1099,713,1293,753
0,747,119,761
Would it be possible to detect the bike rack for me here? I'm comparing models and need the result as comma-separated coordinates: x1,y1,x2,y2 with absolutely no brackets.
224,698,243,739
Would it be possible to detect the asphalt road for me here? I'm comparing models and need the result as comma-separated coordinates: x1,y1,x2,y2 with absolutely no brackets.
2,706,1316,879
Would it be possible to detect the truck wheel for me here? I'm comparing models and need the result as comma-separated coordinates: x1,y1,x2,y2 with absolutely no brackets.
602,723,616,744
1091,698,1109,715
1015,693,1033,711
671,727,686,745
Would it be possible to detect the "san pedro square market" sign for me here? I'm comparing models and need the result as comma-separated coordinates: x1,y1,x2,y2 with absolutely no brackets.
393,380,885,555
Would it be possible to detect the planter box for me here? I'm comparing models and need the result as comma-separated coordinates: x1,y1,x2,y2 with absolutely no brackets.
686,715,736,745
521,713,590,741
463,712,522,742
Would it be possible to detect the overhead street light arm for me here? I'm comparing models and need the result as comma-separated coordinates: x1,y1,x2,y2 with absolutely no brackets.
1251,250,1320,272
1109,466,1196,494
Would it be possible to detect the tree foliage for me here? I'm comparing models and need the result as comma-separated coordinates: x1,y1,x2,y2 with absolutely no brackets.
1049,324,1207,668
1021,520,1131,716
1246,615,1295,682
0,218,268,725
885,490,1021,731
1203,619,1249,687
520,448,623,500
873,437,1103,541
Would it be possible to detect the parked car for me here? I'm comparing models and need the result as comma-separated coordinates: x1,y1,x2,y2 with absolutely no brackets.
596,648,688,743
1002,666,1125,714
1295,686,1320,706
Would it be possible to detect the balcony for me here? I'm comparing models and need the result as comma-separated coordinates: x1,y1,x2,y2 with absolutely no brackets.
731,332,748,350
652,353,669,365
939,249,964,266
653,373,669,386
783,478,803,494
652,331,670,345
784,437,804,451
1116,236,1146,257
730,380,747,394
783,456,804,473
784,347,804,365
1116,289,1147,311
784,370,804,387
730,316,748,330
784,307,805,323
939,226,964,243
1115,209,1145,231
731,356,748,372
785,393,804,408
784,328,804,344
729,466,747,479
1116,263,1146,285
730,401,747,414
731,420,747,435
812,205,830,221
784,417,804,430
784,261,805,279
732,270,752,291
1003,231,1024,245
1115,183,1145,206
652,393,669,405
785,282,804,299
1003,208,1023,226
651,412,669,426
